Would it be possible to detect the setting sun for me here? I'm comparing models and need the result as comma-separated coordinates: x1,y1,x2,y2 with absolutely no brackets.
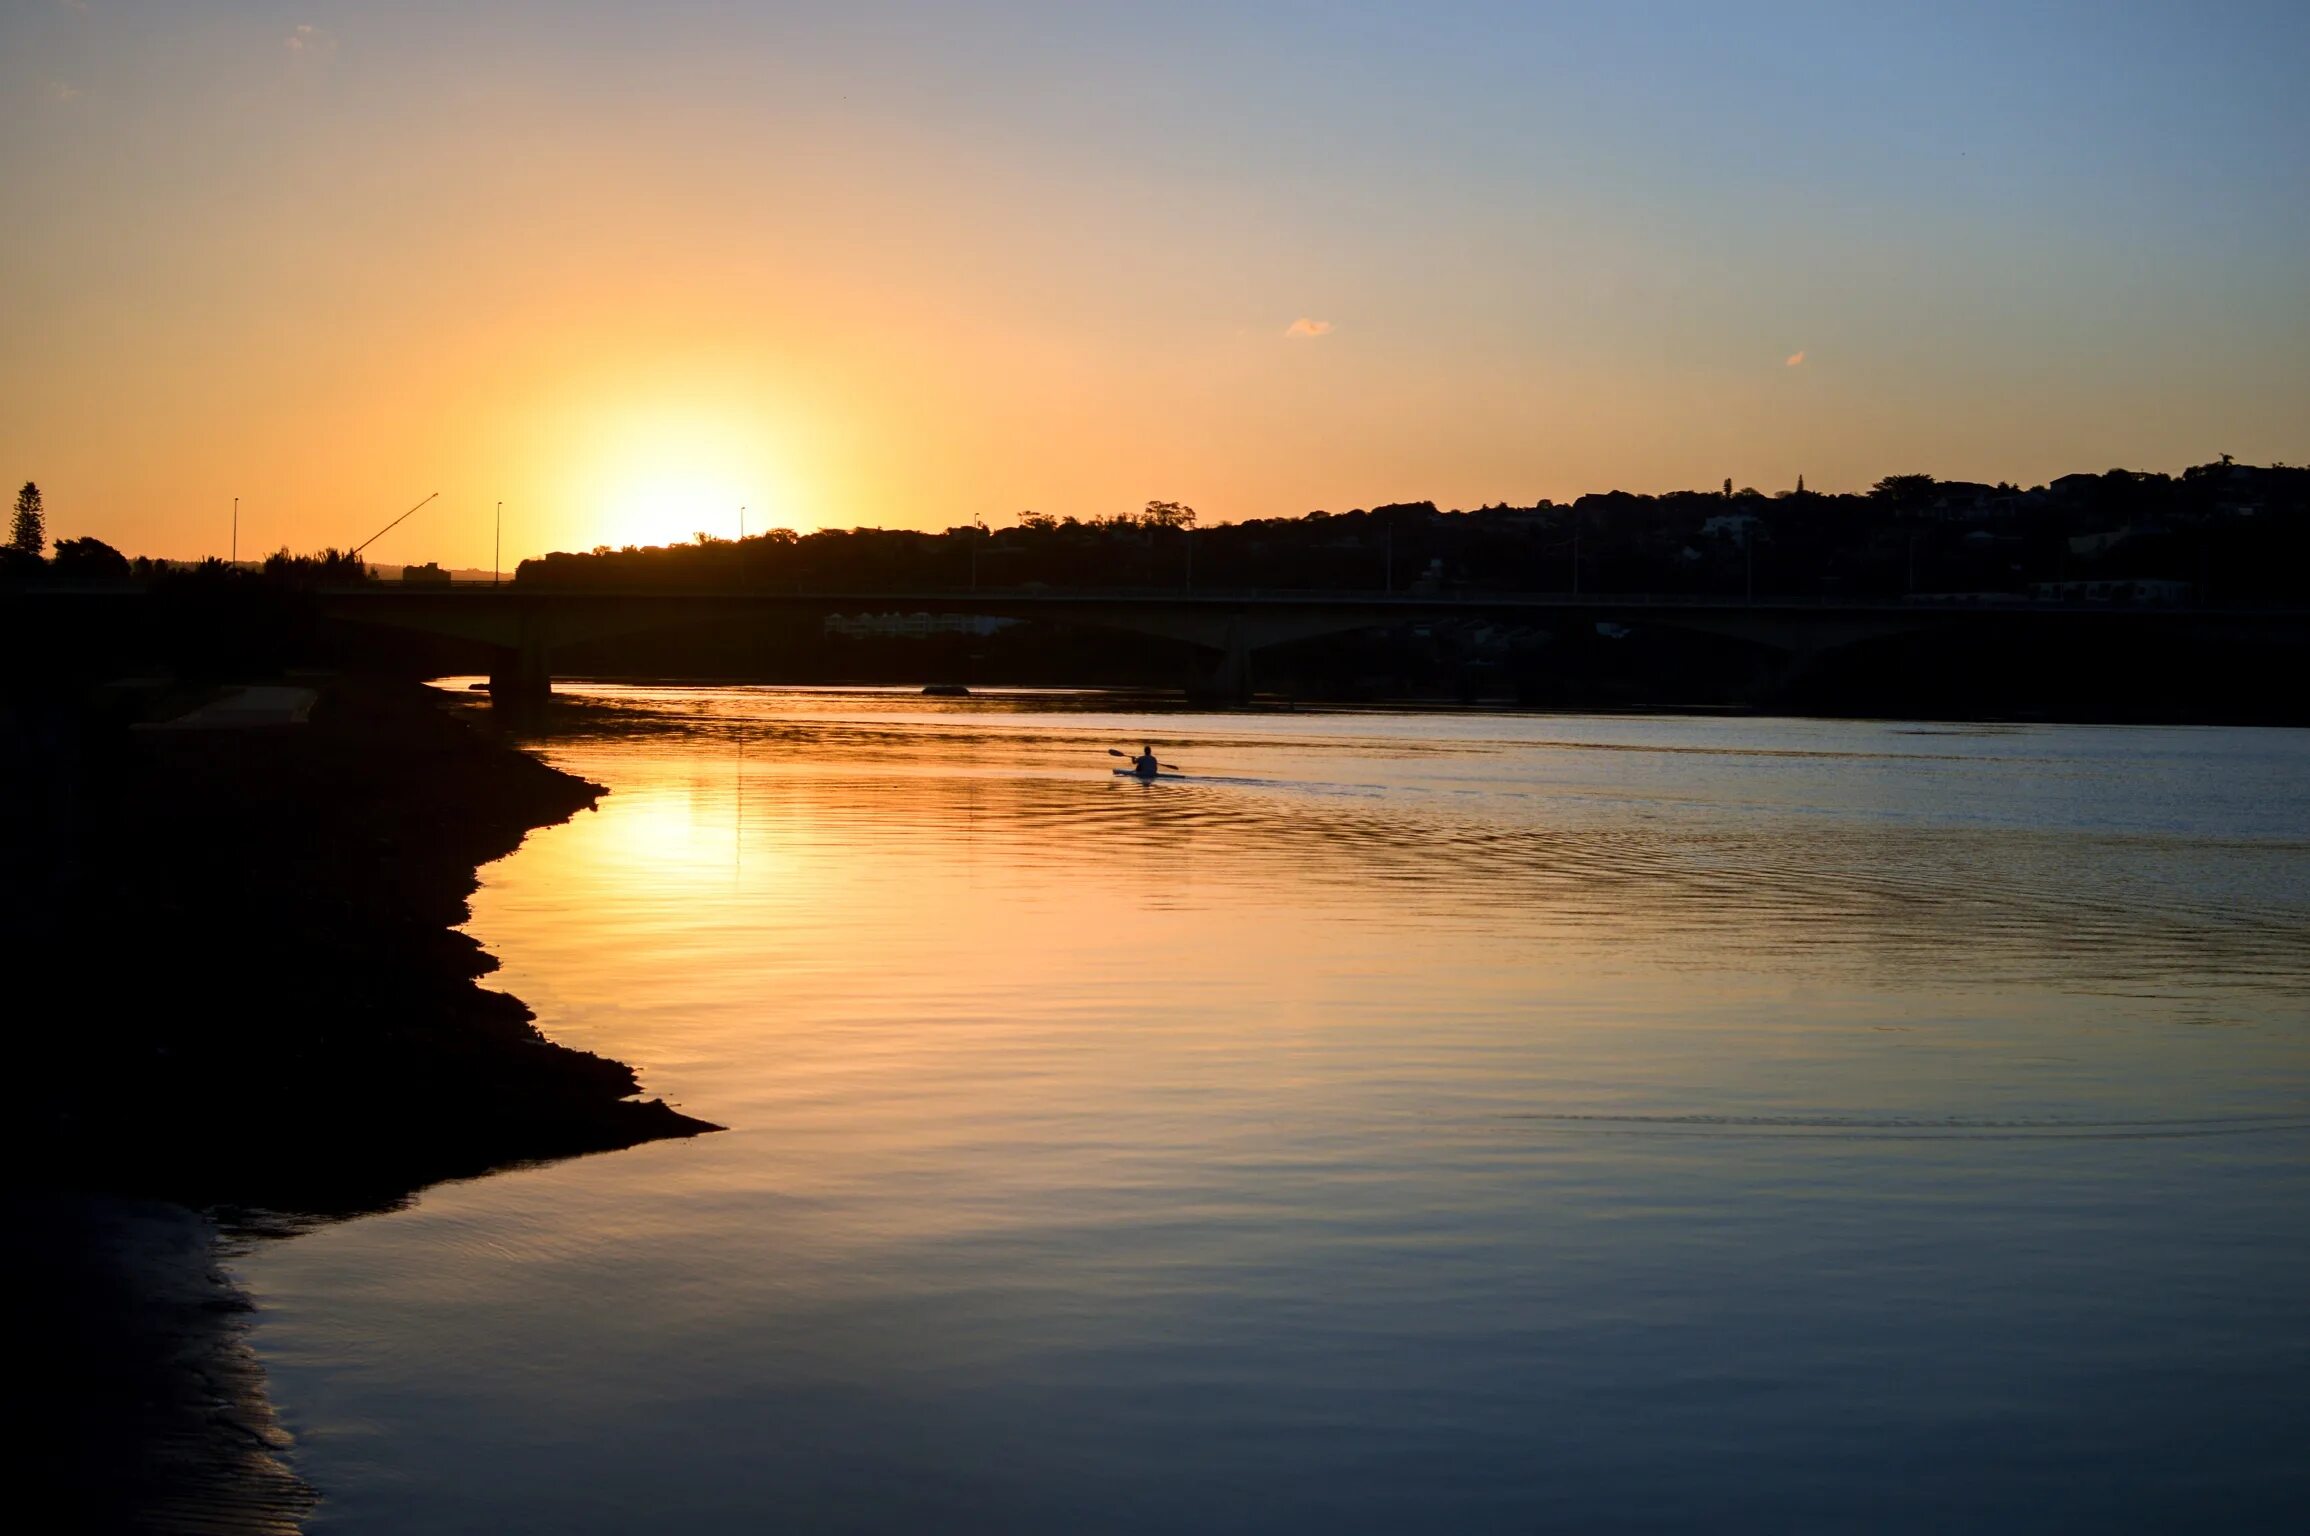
560,402,804,552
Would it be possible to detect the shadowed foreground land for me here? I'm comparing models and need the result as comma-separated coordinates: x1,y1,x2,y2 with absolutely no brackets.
9,674,714,1204
2,674,716,1532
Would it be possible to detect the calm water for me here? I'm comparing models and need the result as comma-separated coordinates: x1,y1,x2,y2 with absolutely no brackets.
244,689,2310,1532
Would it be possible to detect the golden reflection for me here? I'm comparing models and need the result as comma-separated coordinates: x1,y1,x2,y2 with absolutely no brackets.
251,696,2310,1533
468,697,2310,1157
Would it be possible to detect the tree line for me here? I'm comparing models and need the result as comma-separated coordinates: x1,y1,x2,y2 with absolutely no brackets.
6,460,2306,602
512,462,2308,603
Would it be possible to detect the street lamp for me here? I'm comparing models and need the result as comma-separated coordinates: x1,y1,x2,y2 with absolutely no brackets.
494,501,503,585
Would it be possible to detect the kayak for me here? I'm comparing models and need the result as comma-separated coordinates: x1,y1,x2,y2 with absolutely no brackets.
1114,767,1180,780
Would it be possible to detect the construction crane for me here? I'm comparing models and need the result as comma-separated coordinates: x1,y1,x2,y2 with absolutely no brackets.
351,491,440,559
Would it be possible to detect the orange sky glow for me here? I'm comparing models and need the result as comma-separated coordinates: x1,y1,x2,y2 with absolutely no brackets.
3,3,2303,567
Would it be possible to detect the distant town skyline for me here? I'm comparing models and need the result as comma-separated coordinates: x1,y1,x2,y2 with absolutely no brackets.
4,1,2305,565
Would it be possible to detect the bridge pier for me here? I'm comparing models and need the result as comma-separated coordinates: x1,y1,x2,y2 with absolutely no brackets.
1188,618,1254,703
487,636,554,712
1746,643,1822,709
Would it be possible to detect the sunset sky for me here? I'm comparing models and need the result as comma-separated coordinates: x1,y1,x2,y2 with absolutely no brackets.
4,1,2305,567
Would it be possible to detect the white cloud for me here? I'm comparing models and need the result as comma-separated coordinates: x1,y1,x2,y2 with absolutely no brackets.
1285,317,1334,339
1785,350,1806,367
285,22,336,60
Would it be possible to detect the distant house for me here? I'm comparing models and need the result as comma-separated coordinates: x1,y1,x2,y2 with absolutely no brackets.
2067,529,2133,557
1491,506,1560,531
1922,481,2023,522
399,562,451,585
1879,480,2023,523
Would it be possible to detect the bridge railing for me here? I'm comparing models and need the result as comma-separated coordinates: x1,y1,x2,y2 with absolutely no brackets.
306,583,2275,615
13,579,2289,616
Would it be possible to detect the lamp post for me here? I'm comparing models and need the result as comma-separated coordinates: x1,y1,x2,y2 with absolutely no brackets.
231,497,238,566
494,501,502,585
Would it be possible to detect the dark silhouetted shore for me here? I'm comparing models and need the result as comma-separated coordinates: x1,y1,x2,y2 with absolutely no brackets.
2,672,716,1531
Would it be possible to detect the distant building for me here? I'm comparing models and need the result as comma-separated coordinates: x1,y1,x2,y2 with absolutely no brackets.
1914,482,2023,522
2067,528,2137,557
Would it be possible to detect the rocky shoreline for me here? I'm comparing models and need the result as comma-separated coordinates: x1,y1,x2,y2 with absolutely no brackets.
3,673,716,1530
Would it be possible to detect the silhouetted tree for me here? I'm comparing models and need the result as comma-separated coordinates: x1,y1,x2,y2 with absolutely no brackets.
1870,474,1937,510
10,481,44,557
51,535,132,582
1143,500,1197,529
260,545,370,585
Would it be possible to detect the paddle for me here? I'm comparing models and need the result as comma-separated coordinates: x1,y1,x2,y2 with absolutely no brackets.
1107,748,1182,772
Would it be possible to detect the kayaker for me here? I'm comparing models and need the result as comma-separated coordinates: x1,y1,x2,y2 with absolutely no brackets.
1133,744,1160,777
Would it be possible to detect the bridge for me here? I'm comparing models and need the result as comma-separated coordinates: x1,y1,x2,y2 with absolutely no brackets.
308,585,2299,706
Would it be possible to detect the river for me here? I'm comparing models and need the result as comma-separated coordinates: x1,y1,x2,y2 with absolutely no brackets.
242,687,2310,1531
